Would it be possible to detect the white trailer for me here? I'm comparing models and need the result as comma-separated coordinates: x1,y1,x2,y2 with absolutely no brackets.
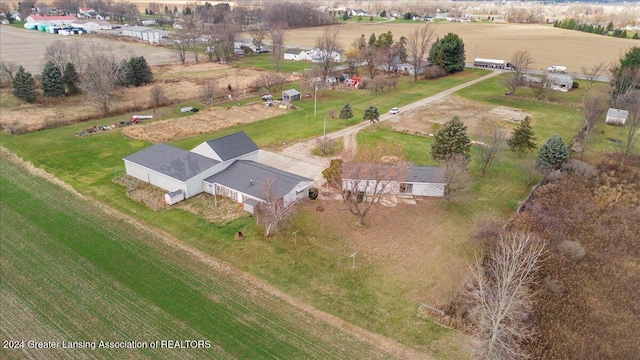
547,65,567,73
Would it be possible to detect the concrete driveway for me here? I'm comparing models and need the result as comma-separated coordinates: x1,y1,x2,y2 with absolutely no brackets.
258,150,326,186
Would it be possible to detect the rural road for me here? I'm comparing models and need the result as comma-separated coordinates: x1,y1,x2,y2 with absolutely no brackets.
275,70,502,185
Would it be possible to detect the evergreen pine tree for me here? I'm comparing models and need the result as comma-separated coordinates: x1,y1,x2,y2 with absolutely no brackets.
508,116,537,154
431,116,471,161
41,61,65,97
62,62,81,95
12,65,38,103
363,105,379,123
339,101,354,125
368,33,377,47
536,134,569,172
134,56,153,86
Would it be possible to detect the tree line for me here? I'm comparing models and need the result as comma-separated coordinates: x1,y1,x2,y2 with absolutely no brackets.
5,40,153,115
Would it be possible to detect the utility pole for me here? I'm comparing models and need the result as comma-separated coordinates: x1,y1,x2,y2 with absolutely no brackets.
314,82,318,118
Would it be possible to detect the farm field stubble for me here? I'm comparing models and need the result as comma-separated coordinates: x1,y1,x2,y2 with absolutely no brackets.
283,21,635,72
0,153,412,360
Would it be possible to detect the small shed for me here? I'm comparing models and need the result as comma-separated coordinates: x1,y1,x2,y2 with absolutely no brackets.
282,89,301,102
605,108,629,126
165,189,184,205
546,74,574,92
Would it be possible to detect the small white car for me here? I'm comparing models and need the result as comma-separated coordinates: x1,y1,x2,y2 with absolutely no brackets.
389,107,400,115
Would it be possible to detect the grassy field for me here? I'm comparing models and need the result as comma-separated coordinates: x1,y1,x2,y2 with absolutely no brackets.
2,67,635,359
0,153,412,360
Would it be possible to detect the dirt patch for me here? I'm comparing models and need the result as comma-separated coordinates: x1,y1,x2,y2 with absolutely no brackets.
122,103,287,142
390,94,531,137
0,61,297,134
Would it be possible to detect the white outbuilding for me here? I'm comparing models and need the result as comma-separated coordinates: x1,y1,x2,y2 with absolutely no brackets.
605,108,629,126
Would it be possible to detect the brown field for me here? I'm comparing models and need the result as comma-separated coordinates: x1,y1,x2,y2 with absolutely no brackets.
389,93,531,137
0,62,285,133
122,103,287,143
285,22,636,72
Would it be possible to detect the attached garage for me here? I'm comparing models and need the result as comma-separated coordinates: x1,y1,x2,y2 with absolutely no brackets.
123,143,220,198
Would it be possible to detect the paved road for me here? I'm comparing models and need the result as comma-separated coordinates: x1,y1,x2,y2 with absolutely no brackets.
274,70,503,185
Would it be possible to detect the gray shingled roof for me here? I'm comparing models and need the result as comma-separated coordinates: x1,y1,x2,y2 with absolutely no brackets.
283,89,301,97
123,143,219,181
203,131,259,161
285,48,303,54
405,165,446,184
342,163,446,184
204,160,311,200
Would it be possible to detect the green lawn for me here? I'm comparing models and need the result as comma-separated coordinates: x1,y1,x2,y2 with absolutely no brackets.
13,68,628,360
0,154,401,360
236,53,313,73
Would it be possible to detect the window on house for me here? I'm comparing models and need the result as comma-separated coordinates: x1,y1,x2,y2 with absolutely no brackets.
399,183,412,194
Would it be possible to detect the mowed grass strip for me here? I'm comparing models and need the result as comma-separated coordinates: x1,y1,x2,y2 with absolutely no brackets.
0,156,398,360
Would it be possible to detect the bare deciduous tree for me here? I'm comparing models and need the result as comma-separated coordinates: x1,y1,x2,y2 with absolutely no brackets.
504,50,533,95
269,22,287,73
619,93,640,167
479,127,507,175
529,74,551,101
315,27,341,81
256,177,299,237
339,143,411,226
80,41,123,115
467,232,546,360
0,61,18,86
580,62,607,87
248,23,267,54
571,89,608,155
44,40,70,75
406,24,433,82
442,154,472,209
201,79,217,105
171,29,191,65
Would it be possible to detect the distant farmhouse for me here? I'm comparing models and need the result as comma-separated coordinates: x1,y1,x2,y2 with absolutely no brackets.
123,132,313,213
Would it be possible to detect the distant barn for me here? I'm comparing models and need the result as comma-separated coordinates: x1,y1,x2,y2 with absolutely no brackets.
473,58,515,70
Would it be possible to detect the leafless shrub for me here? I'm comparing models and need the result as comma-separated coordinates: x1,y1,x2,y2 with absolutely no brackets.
0,61,18,87
557,240,586,261
326,108,337,120
472,212,505,252
562,159,599,180
545,169,566,183
253,72,287,93
201,79,217,106
149,85,169,113
423,66,447,79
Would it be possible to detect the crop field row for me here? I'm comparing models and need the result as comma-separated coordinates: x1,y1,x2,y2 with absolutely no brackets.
0,154,407,360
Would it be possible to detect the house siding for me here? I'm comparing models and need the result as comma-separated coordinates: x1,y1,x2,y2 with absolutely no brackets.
124,160,185,194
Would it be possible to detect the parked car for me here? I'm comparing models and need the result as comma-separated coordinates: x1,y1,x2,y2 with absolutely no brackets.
389,107,400,115
261,94,273,101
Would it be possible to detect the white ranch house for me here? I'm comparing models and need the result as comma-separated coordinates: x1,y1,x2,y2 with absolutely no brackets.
342,164,447,198
123,132,313,213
